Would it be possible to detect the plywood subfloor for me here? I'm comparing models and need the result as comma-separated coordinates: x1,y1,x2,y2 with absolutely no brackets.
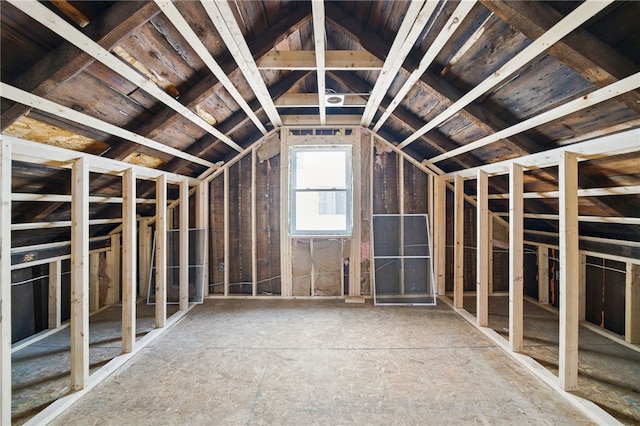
11,301,179,425
463,295,640,425
46,299,591,425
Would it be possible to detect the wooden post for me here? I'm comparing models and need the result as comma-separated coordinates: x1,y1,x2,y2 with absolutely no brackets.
434,175,446,296
453,174,464,308
509,162,524,353
349,134,362,297
476,169,489,327
626,263,640,344
71,157,89,391
195,182,209,296
138,218,152,299
48,259,62,329
559,151,579,391
89,252,100,312
105,234,120,305
251,149,258,296
0,138,12,423
488,217,494,294
179,179,189,310
280,131,292,297
579,254,587,321
122,168,136,353
155,175,167,328
399,156,405,295
223,167,230,296
538,245,549,305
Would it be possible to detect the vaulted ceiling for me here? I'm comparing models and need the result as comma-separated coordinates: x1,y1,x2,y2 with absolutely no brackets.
2,0,639,251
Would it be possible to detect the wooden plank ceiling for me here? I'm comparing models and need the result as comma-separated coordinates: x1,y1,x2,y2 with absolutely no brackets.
1,0,639,248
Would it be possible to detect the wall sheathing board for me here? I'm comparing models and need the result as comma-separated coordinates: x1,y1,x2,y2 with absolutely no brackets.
292,239,312,296
313,239,343,296
209,177,224,294
255,151,281,295
228,156,252,294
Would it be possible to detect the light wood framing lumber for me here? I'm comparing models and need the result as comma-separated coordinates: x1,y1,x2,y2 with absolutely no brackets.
89,253,100,312
434,175,447,296
179,180,189,310
626,263,640,344
509,163,524,353
7,0,242,152
105,235,120,306
361,0,436,127
257,50,383,70
579,254,587,321
251,149,258,296
428,72,640,163
48,259,62,329
274,93,367,108
70,157,89,391
153,0,267,135
487,185,640,200
476,169,489,327
559,151,579,391
11,192,160,204
373,0,477,131
453,174,464,308
122,168,136,353
280,131,292,296
195,182,209,296
155,175,167,328
399,0,614,148
312,0,327,125
139,218,152,301
349,129,363,296
0,138,11,424
223,168,230,297
538,246,549,305
203,0,282,128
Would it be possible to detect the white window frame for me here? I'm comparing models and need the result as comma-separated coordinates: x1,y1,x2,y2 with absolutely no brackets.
289,145,353,236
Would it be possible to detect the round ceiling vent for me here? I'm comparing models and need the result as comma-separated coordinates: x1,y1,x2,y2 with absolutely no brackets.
326,95,343,104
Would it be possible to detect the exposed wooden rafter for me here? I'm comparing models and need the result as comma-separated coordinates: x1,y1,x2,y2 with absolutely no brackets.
312,0,326,125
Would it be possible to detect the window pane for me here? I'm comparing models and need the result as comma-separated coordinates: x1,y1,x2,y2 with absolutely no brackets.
296,191,347,232
295,150,346,189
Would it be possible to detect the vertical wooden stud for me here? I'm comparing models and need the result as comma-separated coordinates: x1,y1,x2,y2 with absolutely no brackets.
559,151,579,391
538,245,549,305
349,131,362,297
106,234,120,305
453,174,464,308
579,254,587,321
509,162,524,353
89,252,100,312
179,179,189,310
434,175,446,296
476,169,489,327
223,167,230,297
48,259,62,329
195,182,209,296
122,168,136,353
626,263,640,344
251,149,258,297
155,175,167,328
428,173,434,243
488,218,494,294
280,131,292,297
399,156,405,295
0,138,12,423
71,157,89,391
138,218,152,299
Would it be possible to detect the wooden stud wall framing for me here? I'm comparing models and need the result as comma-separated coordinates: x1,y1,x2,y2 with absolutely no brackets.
434,176,446,296
537,246,549,305
1,139,11,424
122,168,136,353
453,174,464,308
223,168,230,297
559,151,579,391
155,175,167,328
251,150,258,296
626,263,640,344
196,182,209,296
48,259,62,329
179,180,189,311
279,131,292,297
89,253,100,312
508,163,524,353
70,157,89,391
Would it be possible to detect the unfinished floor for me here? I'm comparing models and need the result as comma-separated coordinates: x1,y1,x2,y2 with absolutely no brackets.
14,299,596,425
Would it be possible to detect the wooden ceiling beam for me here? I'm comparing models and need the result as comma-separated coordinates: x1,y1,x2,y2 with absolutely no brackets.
312,0,327,125
361,0,437,127
399,0,615,149
373,0,477,132
429,71,640,163
256,51,383,70
9,0,243,152
1,1,160,131
202,0,282,127
154,0,268,135
275,93,366,108
481,0,640,114
103,6,312,162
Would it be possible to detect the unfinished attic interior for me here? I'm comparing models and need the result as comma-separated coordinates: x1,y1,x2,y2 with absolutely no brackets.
1,0,640,423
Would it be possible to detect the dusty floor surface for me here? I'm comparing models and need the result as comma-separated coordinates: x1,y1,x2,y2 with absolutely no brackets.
464,295,640,425
11,301,179,425
41,299,593,425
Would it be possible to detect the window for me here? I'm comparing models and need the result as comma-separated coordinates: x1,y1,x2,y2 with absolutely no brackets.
290,146,352,235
